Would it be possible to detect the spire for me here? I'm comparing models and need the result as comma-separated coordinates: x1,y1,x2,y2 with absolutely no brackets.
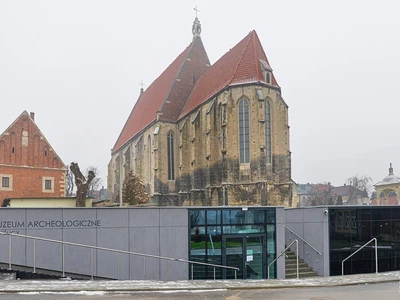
389,163,394,175
192,7,201,39
139,79,145,95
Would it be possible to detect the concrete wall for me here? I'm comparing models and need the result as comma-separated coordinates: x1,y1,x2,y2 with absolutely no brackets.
285,207,330,276
0,207,189,280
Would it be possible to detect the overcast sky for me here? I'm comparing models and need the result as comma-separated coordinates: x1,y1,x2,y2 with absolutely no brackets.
1,0,399,190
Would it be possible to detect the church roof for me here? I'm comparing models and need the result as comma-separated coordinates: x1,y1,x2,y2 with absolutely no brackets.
112,28,279,153
112,37,210,152
179,30,279,118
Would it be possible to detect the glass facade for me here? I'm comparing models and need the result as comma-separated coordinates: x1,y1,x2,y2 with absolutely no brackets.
329,207,400,275
189,208,276,279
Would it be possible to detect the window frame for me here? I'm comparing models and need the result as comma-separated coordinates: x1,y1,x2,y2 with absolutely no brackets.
42,177,54,193
264,98,272,163
167,131,175,180
0,174,12,191
238,98,250,164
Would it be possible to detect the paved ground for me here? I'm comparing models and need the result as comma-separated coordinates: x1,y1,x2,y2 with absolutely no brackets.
1,282,400,299
0,271,399,299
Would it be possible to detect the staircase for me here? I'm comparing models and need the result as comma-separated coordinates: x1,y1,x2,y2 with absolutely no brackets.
285,251,318,278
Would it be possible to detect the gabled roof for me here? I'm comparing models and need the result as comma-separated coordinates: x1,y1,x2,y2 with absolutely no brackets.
0,111,66,168
179,30,279,118
112,37,210,153
331,185,364,197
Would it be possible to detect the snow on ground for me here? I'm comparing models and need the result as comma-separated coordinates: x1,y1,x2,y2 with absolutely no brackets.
0,271,399,293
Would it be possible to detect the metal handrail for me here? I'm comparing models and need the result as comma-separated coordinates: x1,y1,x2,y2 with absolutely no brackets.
267,239,298,279
0,232,239,280
285,225,322,256
341,238,378,276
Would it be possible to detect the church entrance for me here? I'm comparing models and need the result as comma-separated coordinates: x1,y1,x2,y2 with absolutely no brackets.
222,234,266,279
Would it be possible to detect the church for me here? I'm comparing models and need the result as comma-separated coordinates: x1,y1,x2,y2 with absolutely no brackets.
108,18,292,207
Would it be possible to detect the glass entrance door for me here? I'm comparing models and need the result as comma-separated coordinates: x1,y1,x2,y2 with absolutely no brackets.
222,235,266,279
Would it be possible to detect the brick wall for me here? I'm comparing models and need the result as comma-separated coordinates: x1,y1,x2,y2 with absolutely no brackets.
0,112,66,201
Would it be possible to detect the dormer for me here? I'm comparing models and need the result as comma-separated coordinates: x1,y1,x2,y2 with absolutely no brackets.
259,59,273,85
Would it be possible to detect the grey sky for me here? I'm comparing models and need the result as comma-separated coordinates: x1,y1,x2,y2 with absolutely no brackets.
1,0,399,189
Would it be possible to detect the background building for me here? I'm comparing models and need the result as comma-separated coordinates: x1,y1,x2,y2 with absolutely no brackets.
0,111,67,204
108,19,292,207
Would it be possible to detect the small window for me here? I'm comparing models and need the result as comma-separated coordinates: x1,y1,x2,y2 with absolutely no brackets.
45,180,52,190
0,175,12,191
42,177,54,193
351,216,357,229
265,72,271,84
337,212,342,228
2,177,9,188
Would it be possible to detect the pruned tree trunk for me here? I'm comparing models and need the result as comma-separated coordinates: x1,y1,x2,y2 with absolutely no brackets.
70,162,95,207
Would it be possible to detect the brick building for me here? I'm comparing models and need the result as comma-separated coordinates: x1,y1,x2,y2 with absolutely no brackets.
108,19,292,206
0,111,66,202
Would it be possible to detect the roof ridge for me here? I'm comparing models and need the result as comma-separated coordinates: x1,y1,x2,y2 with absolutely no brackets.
158,38,199,113
227,31,253,86
253,31,260,80
111,91,145,151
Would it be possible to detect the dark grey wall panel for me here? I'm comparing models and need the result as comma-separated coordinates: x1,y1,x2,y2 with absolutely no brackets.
0,208,189,280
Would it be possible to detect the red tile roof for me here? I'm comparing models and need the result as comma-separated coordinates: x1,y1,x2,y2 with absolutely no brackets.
112,38,209,152
113,30,279,152
179,30,279,118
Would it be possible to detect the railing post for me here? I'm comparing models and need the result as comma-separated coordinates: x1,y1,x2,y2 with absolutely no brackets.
213,267,216,280
296,240,299,279
143,257,146,280
8,236,12,270
91,249,94,280
117,253,120,280
62,243,65,277
191,264,194,280
33,240,36,273
168,260,171,281
234,269,237,280
375,238,378,274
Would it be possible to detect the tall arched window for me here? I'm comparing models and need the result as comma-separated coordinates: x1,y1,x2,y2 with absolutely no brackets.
239,99,250,163
147,136,152,183
167,132,175,180
265,99,272,163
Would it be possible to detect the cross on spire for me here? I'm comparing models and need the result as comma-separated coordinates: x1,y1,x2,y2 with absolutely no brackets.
193,6,200,18
139,79,145,94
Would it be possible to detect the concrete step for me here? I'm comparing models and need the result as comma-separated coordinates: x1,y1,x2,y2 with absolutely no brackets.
286,266,313,272
286,271,319,278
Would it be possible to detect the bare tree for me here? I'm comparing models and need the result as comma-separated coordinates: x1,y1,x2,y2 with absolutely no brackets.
346,175,372,192
310,182,333,206
85,166,102,198
70,162,95,207
346,174,372,204
65,166,75,197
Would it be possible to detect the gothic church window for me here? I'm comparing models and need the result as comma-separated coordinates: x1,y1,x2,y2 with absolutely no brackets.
239,99,250,163
265,99,272,163
147,136,152,183
167,132,175,180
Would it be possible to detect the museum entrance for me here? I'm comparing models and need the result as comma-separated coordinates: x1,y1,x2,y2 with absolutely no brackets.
222,234,266,279
189,207,277,280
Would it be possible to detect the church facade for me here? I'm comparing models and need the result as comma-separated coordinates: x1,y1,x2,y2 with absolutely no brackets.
108,19,292,206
